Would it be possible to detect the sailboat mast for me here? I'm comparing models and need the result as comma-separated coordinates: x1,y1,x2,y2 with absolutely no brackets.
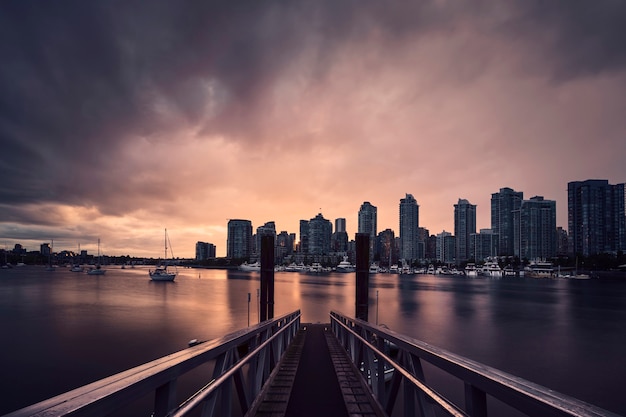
164,229,168,260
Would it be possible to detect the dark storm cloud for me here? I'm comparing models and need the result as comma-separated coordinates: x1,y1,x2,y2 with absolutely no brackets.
503,0,626,80
0,0,624,213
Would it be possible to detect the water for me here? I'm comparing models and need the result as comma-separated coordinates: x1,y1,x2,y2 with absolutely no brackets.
0,266,625,416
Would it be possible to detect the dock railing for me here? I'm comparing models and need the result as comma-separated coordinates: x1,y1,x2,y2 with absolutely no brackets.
5,310,301,417
330,310,619,417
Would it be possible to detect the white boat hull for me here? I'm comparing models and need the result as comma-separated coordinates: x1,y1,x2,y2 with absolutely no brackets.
149,271,176,281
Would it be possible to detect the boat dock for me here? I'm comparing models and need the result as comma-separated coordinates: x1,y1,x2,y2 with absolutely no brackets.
250,323,383,417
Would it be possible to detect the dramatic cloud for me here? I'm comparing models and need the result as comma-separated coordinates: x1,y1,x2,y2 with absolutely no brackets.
1,0,625,256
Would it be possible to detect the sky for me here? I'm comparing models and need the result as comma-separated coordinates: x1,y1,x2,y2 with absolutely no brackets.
1,1,625,258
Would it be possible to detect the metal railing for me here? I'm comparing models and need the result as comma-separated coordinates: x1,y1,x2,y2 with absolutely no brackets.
330,310,619,417
5,310,301,417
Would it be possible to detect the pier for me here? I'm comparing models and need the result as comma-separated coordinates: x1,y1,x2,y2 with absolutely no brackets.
3,309,620,417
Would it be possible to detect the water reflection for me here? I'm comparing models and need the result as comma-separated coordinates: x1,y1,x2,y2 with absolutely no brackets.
0,267,625,415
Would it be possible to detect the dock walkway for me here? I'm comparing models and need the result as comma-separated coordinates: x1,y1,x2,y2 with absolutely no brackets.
250,323,384,417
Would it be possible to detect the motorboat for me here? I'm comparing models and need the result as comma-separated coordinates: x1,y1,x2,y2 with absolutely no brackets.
239,261,261,272
335,257,355,273
482,259,503,278
525,260,554,278
464,263,478,277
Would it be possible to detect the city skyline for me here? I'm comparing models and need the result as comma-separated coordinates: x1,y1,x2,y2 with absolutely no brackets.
1,1,625,258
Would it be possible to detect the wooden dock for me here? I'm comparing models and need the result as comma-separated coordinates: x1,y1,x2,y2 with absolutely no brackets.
249,324,385,417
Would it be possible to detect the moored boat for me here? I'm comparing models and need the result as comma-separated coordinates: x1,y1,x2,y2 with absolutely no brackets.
239,261,261,272
335,256,355,273
525,260,554,278
149,229,177,282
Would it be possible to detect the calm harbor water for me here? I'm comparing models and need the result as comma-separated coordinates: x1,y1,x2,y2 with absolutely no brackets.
0,266,625,416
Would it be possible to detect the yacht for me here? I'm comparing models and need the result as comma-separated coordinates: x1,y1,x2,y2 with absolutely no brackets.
239,261,261,272
335,257,355,273
464,263,478,277
525,260,554,278
483,259,503,278
369,263,380,274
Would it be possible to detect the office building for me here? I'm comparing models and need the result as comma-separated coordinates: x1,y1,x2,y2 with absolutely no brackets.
568,180,626,256
331,218,349,253
514,196,556,260
491,187,523,256
308,213,332,255
256,221,276,256
454,199,476,265
399,194,419,262
436,231,455,264
227,219,253,259
470,229,498,262
358,202,377,259
377,229,396,267
195,242,216,260
276,231,294,261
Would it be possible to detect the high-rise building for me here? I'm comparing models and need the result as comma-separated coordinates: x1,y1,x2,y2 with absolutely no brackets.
436,231,455,264
227,219,253,259
308,213,332,255
276,231,294,262
377,229,396,267
454,199,476,265
40,243,51,256
568,180,626,256
470,229,498,261
514,196,556,260
331,218,349,253
299,220,309,254
358,202,377,259
491,187,523,256
256,221,276,256
399,194,419,262
417,227,429,262
195,242,216,260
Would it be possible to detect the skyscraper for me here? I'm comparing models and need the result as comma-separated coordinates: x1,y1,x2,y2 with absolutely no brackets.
308,213,332,255
195,242,216,260
227,219,253,259
514,196,556,260
491,187,523,256
568,180,626,256
399,194,419,262
454,199,476,264
331,218,348,252
256,221,276,256
436,231,455,264
358,202,377,259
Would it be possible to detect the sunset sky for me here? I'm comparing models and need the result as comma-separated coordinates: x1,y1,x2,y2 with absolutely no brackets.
1,1,625,258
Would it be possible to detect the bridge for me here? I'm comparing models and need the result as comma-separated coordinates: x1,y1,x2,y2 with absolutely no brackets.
3,235,621,417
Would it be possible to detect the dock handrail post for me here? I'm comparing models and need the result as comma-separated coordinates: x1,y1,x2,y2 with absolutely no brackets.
260,234,275,321
355,233,370,322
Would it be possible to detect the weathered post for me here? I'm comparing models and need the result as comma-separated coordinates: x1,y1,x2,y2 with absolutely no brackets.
355,233,370,321
260,234,275,321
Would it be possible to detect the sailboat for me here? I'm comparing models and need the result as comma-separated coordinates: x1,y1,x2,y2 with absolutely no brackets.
149,229,177,282
87,239,106,275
